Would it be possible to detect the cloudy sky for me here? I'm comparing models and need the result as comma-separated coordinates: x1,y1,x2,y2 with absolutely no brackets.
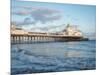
11,0,96,38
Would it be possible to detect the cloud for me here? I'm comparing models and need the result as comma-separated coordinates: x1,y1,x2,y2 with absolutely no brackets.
30,8,61,23
31,14,61,23
12,6,62,24
31,24,66,32
12,10,30,16
12,17,36,25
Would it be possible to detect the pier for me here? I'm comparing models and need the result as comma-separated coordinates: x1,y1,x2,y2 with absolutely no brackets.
11,34,86,44
11,24,88,44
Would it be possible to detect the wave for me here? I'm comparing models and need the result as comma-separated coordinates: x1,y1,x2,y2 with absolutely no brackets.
11,47,96,74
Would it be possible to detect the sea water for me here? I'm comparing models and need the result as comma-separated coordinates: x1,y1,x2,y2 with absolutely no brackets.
11,40,96,74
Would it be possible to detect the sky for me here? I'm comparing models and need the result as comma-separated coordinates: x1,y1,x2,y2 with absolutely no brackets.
11,0,96,39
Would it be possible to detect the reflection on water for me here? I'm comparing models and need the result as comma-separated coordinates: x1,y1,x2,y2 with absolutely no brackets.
64,51,82,57
11,40,96,74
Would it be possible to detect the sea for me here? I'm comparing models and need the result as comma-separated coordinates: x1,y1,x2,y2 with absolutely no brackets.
11,40,96,74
